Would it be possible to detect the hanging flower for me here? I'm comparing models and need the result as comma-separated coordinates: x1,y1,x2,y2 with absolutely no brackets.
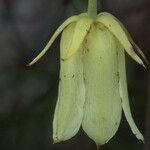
28,0,148,146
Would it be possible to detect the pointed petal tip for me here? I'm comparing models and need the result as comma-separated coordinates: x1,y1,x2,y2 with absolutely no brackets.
53,136,62,144
94,140,108,148
26,60,35,66
26,62,33,67
140,53,149,65
138,59,146,69
53,140,60,144
136,134,145,144
131,43,149,65
142,138,145,144
140,56,149,67
142,63,146,69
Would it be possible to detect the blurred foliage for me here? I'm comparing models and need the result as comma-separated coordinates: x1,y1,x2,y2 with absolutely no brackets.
0,0,150,150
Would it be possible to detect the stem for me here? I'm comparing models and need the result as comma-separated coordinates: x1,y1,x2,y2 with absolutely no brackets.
88,0,97,19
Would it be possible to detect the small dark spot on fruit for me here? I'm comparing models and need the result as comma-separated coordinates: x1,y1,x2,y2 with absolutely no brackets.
72,75,75,78
109,24,111,27
115,122,118,126
64,75,66,77
61,58,65,61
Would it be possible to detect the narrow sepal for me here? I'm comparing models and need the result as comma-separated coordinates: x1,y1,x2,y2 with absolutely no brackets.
63,17,93,60
28,16,79,66
131,42,149,65
117,19,149,65
117,45,144,142
96,12,145,67
103,12,148,65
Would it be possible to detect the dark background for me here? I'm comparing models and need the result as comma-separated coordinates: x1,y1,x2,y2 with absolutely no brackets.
0,0,150,150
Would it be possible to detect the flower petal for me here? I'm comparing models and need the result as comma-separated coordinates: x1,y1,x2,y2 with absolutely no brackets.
63,17,93,60
53,23,85,143
96,12,145,67
82,23,122,145
117,45,144,142
28,16,79,66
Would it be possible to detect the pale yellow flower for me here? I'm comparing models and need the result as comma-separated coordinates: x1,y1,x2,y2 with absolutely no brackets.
29,2,148,146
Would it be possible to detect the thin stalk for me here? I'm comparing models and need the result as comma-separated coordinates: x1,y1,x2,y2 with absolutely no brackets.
87,0,97,19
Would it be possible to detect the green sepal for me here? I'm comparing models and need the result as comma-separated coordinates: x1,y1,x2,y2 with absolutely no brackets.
28,16,79,66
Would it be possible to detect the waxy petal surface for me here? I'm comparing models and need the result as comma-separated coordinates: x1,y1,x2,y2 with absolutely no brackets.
53,23,85,143
82,23,122,145
64,17,93,60
117,44,144,142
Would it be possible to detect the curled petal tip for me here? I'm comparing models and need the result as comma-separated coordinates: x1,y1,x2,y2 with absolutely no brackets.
26,61,34,66
53,140,59,144
27,59,37,66
139,59,146,69
138,50,149,65
28,16,79,65
53,136,62,144
142,63,146,69
136,134,145,143
142,139,145,144
131,43,149,65
142,138,145,144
